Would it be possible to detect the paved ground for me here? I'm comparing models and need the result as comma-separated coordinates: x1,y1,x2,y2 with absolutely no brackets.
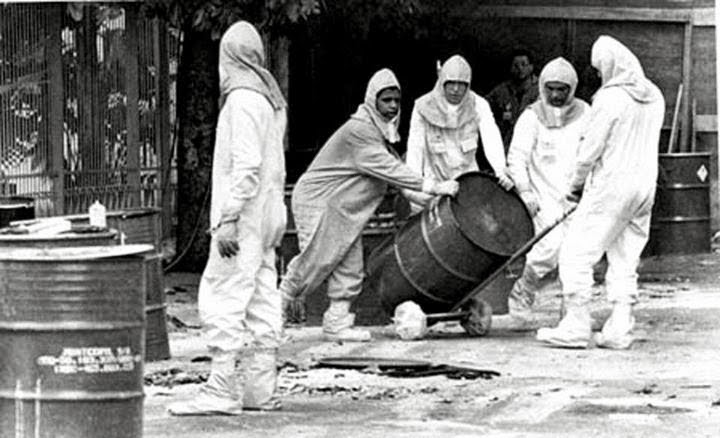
143,253,720,437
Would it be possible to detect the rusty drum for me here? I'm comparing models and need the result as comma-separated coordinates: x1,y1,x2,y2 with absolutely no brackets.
0,245,153,438
367,172,534,316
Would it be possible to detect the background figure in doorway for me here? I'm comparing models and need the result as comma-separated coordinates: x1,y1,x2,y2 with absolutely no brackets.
487,48,540,151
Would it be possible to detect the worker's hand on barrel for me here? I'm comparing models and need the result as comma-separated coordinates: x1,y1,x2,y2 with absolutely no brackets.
215,221,239,258
401,188,434,207
496,170,515,191
282,293,306,325
519,190,540,216
431,180,459,197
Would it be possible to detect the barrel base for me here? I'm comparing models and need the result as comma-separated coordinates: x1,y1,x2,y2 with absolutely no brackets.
1,400,143,438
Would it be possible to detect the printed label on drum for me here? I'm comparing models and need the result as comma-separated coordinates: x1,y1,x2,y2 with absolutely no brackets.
697,164,708,182
36,347,142,374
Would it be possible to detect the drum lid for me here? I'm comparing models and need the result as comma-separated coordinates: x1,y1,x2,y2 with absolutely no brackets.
450,172,534,256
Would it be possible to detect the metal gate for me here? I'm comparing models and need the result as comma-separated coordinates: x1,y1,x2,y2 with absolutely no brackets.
0,3,176,237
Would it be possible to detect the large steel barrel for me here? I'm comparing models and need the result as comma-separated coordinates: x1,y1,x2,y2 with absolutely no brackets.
2,219,170,361
0,196,34,228
368,172,534,315
0,245,153,437
649,153,711,254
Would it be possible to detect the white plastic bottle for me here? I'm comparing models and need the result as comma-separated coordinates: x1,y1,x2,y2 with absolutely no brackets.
89,200,107,228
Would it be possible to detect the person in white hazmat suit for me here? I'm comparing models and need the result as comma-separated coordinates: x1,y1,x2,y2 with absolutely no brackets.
280,68,459,342
168,21,288,415
536,36,665,349
504,57,590,328
403,55,514,212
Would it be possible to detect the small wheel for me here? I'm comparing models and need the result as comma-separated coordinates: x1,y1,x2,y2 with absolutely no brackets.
460,298,492,336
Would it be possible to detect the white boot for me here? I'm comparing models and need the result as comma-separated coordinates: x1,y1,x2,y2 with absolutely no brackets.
536,304,592,348
168,351,243,416
594,303,635,350
243,348,282,411
506,276,537,330
322,300,371,342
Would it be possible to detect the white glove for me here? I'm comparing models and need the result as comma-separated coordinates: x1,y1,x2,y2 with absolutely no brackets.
429,180,459,197
496,170,514,191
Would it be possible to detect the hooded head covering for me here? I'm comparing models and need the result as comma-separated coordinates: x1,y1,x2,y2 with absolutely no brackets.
351,68,401,143
530,57,586,128
591,35,661,103
218,21,286,110
416,55,477,129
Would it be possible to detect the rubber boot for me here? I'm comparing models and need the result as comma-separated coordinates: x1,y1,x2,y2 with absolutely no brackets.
322,300,371,342
168,350,243,416
536,303,592,348
594,303,635,350
506,274,538,330
243,348,282,411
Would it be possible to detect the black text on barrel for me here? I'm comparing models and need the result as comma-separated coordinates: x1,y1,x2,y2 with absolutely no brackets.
0,253,146,438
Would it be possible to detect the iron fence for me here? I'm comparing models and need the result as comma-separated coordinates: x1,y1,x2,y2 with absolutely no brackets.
0,3,176,237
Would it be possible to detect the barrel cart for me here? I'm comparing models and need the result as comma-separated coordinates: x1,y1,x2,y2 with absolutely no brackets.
366,172,571,336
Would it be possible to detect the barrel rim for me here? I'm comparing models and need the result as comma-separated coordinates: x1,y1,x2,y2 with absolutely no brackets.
0,229,118,242
658,152,711,158
0,195,34,208
0,244,154,260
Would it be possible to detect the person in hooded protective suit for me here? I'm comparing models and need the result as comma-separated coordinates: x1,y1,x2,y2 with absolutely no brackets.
504,57,590,329
536,36,665,349
404,55,514,213
280,69,458,342
169,21,288,416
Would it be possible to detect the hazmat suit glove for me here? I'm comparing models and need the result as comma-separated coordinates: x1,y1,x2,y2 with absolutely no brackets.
400,188,434,208
495,170,515,191
519,190,540,216
282,293,306,325
214,221,239,258
429,180,459,197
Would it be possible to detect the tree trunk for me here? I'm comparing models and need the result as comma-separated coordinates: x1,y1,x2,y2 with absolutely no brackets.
173,28,218,272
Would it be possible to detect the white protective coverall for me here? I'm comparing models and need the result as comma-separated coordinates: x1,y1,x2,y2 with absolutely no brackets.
506,57,589,325
537,36,665,349
280,69,452,342
169,21,287,416
405,55,510,212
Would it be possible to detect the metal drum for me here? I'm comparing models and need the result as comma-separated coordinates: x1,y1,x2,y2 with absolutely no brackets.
37,208,162,250
0,230,118,248
0,196,34,228
0,224,169,362
368,172,534,316
0,245,153,438
649,153,711,254
144,252,170,361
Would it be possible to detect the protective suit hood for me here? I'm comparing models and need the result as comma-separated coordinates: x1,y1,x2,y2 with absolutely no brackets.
591,35,661,103
415,55,477,129
530,57,587,128
351,68,401,143
218,21,286,110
